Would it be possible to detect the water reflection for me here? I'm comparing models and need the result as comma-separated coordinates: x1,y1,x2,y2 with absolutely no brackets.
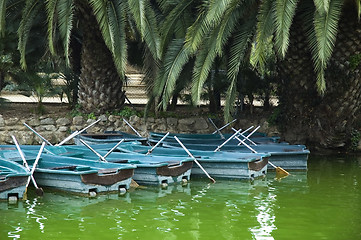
2,155,361,240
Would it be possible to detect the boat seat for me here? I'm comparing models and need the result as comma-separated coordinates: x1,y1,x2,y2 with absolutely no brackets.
49,165,77,171
113,160,129,163
166,161,180,167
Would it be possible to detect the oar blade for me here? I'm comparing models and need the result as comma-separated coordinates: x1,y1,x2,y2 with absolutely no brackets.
275,167,290,178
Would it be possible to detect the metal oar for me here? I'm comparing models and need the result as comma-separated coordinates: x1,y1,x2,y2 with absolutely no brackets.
26,142,46,193
174,136,216,183
211,119,237,134
79,139,108,162
208,118,225,139
56,119,101,146
11,135,44,196
217,133,290,178
123,118,152,146
232,126,260,146
23,123,53,146
214,128,244,152
103,140,125,158
122,118,142,137
146,132,170,155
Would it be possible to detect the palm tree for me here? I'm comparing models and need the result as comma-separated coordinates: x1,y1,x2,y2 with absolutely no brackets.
155,0,361,150
0,0,161,114
254,0,361,149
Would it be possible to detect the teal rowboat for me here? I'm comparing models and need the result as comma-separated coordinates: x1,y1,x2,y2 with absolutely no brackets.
0,159,30,201
3,145,193,186
0,150,136,196
59,146,194,186
73,131,147,145
149,132,281,145
66,145,269,181
161,142,309,171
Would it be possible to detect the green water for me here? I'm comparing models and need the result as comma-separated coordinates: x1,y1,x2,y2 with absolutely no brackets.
1,154,360,240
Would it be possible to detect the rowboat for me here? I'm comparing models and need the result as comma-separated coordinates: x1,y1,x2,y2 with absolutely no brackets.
5,145,193,187
67,146,268,181
149,131,281,144
149,131,269,139
162,142,309,171
0,159,30,201
73,131,147,145
0,149,136,196
62,146,194,186
12,143,269,181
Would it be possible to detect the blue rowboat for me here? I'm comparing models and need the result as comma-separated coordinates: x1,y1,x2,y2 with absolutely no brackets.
5,145,193,187
149,132,281,145
66,145,269,181
0,150,136,196
73,131,147,145
0,159,30,201
162,142,309,171
149,131,269,139
12,143,269,181
58,146,194,186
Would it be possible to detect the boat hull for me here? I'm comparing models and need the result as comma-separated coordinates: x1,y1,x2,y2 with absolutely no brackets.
191,157,268,180
0,159,30,200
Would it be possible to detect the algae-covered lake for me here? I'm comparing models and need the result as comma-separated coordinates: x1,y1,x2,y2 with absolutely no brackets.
1,154,360,240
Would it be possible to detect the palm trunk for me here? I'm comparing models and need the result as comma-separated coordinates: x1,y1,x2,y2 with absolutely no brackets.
75,0,125,114
277,8,361,151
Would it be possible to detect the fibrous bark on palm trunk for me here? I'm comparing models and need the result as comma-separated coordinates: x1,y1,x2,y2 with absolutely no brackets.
76,0,125,114
278,9,361,151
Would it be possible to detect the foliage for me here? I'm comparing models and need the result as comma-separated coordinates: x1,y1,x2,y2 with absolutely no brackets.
110,107,143,118
349,54,361,70
14,71,61,114
348,129,360,152
268,107,281,127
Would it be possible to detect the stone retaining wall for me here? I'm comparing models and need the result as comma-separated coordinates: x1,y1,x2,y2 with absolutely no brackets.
0,114,280,145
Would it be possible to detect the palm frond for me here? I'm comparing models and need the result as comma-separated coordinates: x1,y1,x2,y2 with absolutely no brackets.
45,0,57,55
253,0,275,69
154,38,190,110
313,0,330,13
18,0,42,69
0,0,6,37
274,0,299,57
191,3,240,105
56,0,74,66
159,0,194,56
90,0,127,78
308,0,343,92
185,0,232,53
128,0,161,59
225,18,256,122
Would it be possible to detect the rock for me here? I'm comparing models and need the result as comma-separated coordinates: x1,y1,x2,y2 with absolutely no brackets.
73,116,84,125
28,118,40,126
58,126,68,132
167,118,178,127
108,115,120,122
56,118,71,126
5,117,19,126
40,118,55,125
193,118,208,130
0,117,5,127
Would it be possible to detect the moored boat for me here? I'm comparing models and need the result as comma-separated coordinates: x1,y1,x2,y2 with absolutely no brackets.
0,159,30,201
162,142,309,171
0,149,136,196
149,131,281,145
73,131,147,145
67,144,269,181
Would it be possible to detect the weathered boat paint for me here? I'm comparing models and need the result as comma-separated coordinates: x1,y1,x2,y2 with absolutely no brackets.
0,159,30,200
